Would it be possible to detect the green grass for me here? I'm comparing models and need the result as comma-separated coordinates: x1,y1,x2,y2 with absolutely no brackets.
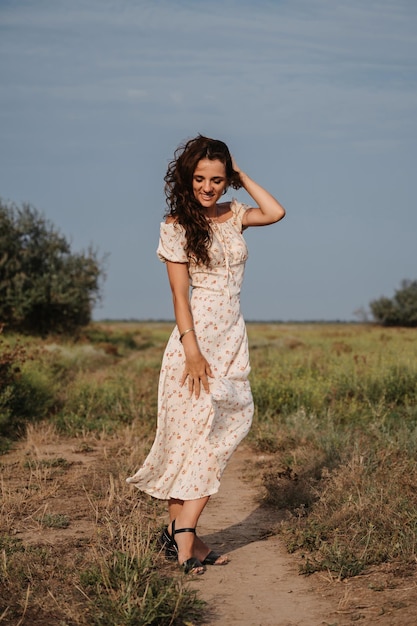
37,513,70,529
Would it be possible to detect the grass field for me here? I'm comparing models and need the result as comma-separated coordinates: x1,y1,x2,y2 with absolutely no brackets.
246,323,417,577
1,321,417,623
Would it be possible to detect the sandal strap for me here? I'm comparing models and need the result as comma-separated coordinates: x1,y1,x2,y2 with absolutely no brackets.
171,519,197,537
182,556,205,574
174,527,196,535
202,550,221,565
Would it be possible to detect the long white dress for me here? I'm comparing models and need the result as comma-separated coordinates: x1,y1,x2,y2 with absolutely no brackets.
127,199,254,500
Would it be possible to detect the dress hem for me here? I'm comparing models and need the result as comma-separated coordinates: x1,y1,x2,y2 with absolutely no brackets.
126,481,220,501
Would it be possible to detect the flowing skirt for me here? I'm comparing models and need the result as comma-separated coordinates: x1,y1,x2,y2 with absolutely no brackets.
126,291,254,500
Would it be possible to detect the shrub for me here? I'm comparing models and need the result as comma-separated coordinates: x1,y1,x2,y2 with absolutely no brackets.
0,329,58,445
370,279,417,327
0,198,105,335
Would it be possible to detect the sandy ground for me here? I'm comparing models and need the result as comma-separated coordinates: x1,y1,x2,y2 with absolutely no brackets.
189,448,335,626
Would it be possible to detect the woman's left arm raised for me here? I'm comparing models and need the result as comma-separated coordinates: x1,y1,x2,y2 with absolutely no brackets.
233,158,286,227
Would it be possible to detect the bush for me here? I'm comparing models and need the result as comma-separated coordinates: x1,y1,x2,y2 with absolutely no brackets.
0,198,105,335
0,329,57,444
370,279,417,327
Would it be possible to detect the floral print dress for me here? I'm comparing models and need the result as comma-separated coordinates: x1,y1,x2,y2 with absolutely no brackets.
126,199,254,500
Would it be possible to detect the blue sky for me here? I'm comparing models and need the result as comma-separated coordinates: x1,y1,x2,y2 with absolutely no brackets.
1,0,416,321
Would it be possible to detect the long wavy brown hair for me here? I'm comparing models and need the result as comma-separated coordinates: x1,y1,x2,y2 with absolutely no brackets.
164,135,242,267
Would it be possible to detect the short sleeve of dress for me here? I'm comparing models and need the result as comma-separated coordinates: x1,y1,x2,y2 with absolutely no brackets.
156,222,188,263
230,198,250,231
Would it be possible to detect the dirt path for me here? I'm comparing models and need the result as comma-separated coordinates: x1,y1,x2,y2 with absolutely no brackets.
189,447,337,626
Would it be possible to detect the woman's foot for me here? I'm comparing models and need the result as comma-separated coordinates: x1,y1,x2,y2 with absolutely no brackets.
170,520,205,575
162,523,229,567
193,534,230,566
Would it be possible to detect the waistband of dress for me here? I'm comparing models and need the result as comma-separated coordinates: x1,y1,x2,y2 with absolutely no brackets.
191,286,241,297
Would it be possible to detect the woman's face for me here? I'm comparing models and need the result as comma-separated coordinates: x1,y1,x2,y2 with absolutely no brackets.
192,158,227,210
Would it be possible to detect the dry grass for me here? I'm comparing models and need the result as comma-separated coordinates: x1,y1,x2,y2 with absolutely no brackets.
246,323,417,578
0,422,205,625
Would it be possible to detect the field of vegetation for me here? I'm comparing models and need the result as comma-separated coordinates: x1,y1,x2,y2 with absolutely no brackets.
1,321,417,624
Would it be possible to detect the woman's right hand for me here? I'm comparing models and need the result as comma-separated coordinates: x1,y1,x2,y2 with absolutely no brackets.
180,350,213,399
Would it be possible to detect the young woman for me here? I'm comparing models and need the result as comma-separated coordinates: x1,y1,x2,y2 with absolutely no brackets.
127,135,285,574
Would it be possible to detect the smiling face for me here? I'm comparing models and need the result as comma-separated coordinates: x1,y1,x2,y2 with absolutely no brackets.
192,158,227,213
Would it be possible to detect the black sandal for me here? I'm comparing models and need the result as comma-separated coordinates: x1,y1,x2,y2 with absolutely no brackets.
159,526,177,561
160,525,228,566
202,550,229,566
171,520,205,575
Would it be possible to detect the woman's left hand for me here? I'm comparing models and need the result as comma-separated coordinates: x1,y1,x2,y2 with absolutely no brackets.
180,350,213,399
231,155,241,174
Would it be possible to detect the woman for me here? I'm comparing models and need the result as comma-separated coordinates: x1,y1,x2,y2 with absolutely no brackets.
127,135,285,574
